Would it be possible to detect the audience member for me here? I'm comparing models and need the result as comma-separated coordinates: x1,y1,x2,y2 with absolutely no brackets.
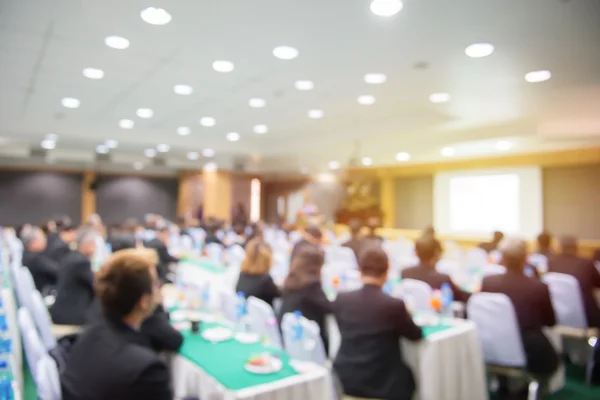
536,232,554,258
479,230,504,253
50,228,97,325
342,219,364,261
548,236,600,328
402,235,470,302
279,245,331,352
333,245,422,400
236,238,280,307
21,227,59,294
481,238,558,392
41,219,57,236
45,222,77,264
365,216,384,245
204,220,225,246
290,224,322,261
232,202,248,227
61,249,172,400
145,221,179,283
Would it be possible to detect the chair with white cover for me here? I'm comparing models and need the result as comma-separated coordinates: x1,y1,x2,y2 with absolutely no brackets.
281,313,327,366
482,264,506,277
219,290,237,323
226,244,246,267
19,309,47,378
247,297,283,349
542,272,598,385
36,355,62,400
205,243,223,264
436,259,459,276
334,246,358,270
398,279,433,312
528,254,548,274
13,267,35,311
465,248,489,268
467,293,541,400
30,291,57,350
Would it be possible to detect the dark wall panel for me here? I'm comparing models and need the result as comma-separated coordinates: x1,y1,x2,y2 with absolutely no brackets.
95,176,178,225
0,171,82,226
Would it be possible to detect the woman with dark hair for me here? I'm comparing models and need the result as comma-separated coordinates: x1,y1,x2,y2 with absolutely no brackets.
278,245,331,351
236,238,280,307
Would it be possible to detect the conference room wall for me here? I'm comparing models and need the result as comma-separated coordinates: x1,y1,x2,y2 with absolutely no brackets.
0,171,82,226
232,177,252,218
393,176,434,230
95,176,178,225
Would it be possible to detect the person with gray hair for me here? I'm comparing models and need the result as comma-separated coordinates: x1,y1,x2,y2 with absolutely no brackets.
50,227,98,325
480,237,558,395
21,227,59,294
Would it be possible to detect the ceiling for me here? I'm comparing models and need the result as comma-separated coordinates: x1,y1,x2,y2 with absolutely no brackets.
1,0,599,174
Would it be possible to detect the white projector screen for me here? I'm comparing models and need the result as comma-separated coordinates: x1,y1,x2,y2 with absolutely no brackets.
434,167,543,238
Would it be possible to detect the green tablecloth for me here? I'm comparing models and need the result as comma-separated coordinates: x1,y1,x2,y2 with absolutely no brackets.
180,257,227,275
178,324,298,391
23,357,38,400
422,324,453,337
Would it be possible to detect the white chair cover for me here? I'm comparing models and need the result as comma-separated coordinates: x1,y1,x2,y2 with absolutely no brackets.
30,291,57,350
482,264,506,277
467,293,526,367
334,246,358,270
436,259,459,276
270,252,289,282
19,309,47,377
36,355,62,400
219,290,237,322
528,254,549,274
281,313,327,366
226,244,246,266
247,297,283,349
13,267,35,311
288,231,302,245
465,248,489,268
542,272,588,329
398,279,433,312
216,230,225,241
205,243,223,264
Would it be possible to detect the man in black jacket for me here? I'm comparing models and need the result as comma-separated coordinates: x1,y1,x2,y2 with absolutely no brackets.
21,227,59,294
61,248,172,400
145,222,179,283
45,223,77,264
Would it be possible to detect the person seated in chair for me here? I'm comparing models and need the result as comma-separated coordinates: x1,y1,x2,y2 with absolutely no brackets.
481,238,559,391
401,235,470,302
290,224,322,261
236,238,280,307
548,235,600,328
144,221,179,283
536,231,554,259
45,222,78,264
61,249,172,400
341,219,364,261
21,227,59,294
333,245,422,400
51,228,98,326
364,216,384,245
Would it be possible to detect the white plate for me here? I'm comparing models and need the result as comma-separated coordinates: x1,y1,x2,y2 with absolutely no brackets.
172,321,191,331
188,311,216,323
413,314,440,327
202,327,233,343
169,310,188,322
244,357,283,374
235,332,260,344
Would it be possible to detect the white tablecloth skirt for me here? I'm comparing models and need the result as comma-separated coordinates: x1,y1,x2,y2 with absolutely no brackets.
171,355,334,400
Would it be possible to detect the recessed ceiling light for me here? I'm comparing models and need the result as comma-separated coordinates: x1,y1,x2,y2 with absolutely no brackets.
212,60,235,73
226,132,240,142
525,70,551,83
370,0,404,17
187,152,199,160
364,73,387,84
140,7,172,25
61,97,80,109
204,162,217,172
429,92,451,103
395,151,411,161
308,109,324,119
136,108,153,118
329,161,340,170
199,117,216,127
177,126,191,136
105,139,118,148
273,46,299,60
357,95,376,105
144,148,157,157
105,35,130,50
173,84,193,95
465,43,495,58
294,80,314,90
133,162,144,171
82,68,104,80
253,124,268,134
46,133,58,141
496,140,514,151
41,139,56,150
362,157,373,166
202,148,215,157
119,119,135,129
249,98,266,108
441,147,455,157
96,145,109,154
156,144,170,153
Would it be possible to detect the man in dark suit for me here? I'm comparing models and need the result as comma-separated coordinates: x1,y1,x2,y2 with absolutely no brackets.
61,248,172,400
481,238,559,389
536,232,554,258
21,227,59,294
45,223,77,264
548,236,600,328
479,231,504,253
290,224,322,261
144,222,179,283
364,216,384,245
341,219,364,261
333,245,422,400
402,235,470,302
50,228,97,325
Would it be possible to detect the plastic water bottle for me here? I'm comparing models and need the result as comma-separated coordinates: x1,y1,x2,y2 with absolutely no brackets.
441,283,454,317
340,271,348,291
0,359,13,400
383,280,392,295
200,282,211,312
235,292,247,331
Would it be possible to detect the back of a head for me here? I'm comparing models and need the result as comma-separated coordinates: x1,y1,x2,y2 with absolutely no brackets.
537,231,552,250
499,238,527,272
422,225,436,237
304,224,322,241
284,245,324,292
359,245,389,278
241,238,272,275
348,219,362,237
560,235,578,256
111,232,137,252
415,235,441,263
95,248,158,319
21,227,43,250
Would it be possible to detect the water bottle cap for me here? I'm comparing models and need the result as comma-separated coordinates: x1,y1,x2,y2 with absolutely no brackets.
237,292,245,298
293,311,302,317
0,361,7,369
